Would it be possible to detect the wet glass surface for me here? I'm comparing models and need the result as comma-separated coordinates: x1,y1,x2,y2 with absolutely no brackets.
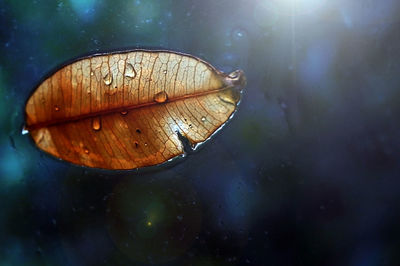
1,0,400,265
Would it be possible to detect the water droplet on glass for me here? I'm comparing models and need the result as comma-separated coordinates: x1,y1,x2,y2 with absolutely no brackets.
120,110,128,115
90,71,94,76
136,128,141,134
92,117,101,131
154,91,168,103
103,72,113,86
84,148,90,154
144,142,148,146
201,117,206,122
54,105,60,111
163,69,167,74
125,63,136,78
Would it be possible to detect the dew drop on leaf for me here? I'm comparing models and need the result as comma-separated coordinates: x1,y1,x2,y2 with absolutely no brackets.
92,117,101,131
125,63,136,78
154,91,168,103
103,72,113,85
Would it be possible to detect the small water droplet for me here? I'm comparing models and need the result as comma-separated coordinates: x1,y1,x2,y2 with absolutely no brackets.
120,110,128,115
144,142,148,146
125,63,136,78
154,91,168,103
54,105,60,111
201,117,206,122
136,128,141,134
92,117,101,131
163,69,167,74
84,148,89,154
90,71,94,76
189,124,192,128
21,126,29,135
103,72,113,86
133,141,139,148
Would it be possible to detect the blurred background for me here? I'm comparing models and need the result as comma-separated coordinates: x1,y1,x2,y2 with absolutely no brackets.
1,0,400,265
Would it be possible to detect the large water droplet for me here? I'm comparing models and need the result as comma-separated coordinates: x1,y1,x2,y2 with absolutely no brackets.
154,91,168,103
103,73,113,86
201,117,206,122
92,117,101,131
125,63,136,79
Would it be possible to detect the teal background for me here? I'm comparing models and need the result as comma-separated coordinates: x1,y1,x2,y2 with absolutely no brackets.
1,0,400,265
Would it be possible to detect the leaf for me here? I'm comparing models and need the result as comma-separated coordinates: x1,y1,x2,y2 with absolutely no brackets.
24,50,246,169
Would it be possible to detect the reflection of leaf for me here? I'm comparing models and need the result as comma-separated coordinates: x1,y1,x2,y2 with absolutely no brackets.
25,50,246,169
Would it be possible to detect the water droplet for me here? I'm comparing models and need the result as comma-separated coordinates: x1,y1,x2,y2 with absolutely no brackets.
103,72,113,86
136,129,141,134
92,117,101,131
21,126,29,135
84,148,89,154
144,142,148,146
154,91,168,103
125,63,136,78
163,69,167,74
120,110,128,115
133,141,139,148
90,71,94,76
201,117,206,122
54,105,60,111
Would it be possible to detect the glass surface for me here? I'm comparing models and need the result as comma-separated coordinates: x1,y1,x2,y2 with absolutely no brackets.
1,0,400,265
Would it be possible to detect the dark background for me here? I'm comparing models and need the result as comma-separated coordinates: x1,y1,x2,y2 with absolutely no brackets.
1,0,400,265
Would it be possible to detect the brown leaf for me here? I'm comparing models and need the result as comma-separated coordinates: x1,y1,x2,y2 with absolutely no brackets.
24,50,246,169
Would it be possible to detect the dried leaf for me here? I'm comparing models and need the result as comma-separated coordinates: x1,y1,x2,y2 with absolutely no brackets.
24,50,246,169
